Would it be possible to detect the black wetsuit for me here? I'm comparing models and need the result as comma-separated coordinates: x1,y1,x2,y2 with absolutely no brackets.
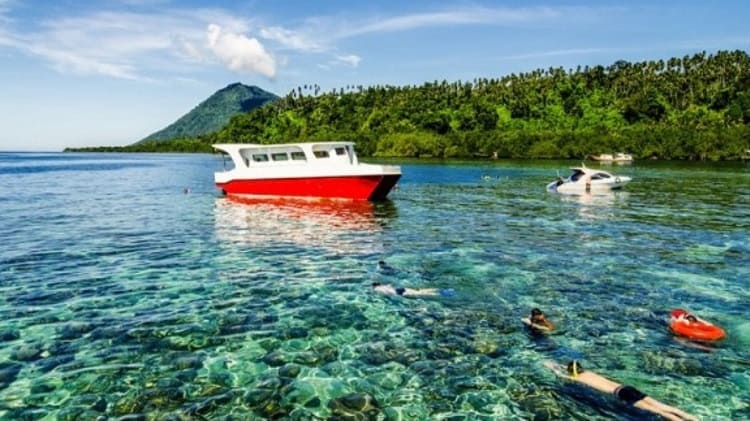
395,287,406,296
614,385,647,405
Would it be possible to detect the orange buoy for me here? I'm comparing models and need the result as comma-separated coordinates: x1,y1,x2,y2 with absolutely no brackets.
669,309,726,342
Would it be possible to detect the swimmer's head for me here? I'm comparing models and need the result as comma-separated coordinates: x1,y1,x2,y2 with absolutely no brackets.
567,360,583,377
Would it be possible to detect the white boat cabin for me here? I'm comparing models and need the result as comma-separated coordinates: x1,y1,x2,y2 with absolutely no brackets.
215,142,359,170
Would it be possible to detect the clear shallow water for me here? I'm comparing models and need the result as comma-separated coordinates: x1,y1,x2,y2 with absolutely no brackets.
0,152,748,420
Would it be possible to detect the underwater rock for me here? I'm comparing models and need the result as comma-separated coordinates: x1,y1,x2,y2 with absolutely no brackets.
70,393,108,412
368,371,404,390
292,351,322,366
284,327,309,339
327,393,380,419
279,379,318,409
30,381,56,394
393,349,423,366
117,415,147,421
410,360,438,375
257,337,281,351
37,354,75,373
455,390,497,413
425,346,457,361
55,406,102,421
642,350,728,377
186,391,234,416
113,393,145,415
207,371,233,388
12,290,73,305
0,362,23,389
143,384,184,408
279,363,302,379
262,350,288,367
88,326,123,340
10,344,43,362
46,340,77,357
172,354,204,370
243,377,282,407
58,322,95,340
176,368,198,383
155,377,182,389
255,399,289,419
513,389,562,421
311,343,339,364
449,376,489,391
0,329,20,341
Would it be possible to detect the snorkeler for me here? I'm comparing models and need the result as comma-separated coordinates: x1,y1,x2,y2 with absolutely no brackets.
528,308,554,331
376,260,398,275
545,360,697,421
522,308,554,332
371,282,454,298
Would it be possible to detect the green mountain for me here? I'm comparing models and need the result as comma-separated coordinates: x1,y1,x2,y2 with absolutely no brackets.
138,83,278,143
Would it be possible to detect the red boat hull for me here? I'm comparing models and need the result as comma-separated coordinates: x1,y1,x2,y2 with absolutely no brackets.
217,174,401,201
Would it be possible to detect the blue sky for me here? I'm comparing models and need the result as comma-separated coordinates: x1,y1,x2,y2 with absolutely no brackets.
0,0,748,151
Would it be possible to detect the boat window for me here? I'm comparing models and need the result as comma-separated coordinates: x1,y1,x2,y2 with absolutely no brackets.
335,147,346,156
252,154,269,162
291,151,306,161
570,171,583,182
271,152,289,161
591,173,610,180
314,150,330,158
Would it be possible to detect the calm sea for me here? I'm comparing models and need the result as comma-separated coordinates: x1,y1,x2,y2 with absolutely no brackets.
0,152,748,419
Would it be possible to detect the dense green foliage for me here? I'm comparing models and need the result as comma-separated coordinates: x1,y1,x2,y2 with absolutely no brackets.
139,83,277,143
69,50,750,159
64,137,214,153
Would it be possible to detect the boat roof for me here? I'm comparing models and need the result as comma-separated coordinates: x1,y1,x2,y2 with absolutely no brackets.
213,141,355,151
568,164,615,175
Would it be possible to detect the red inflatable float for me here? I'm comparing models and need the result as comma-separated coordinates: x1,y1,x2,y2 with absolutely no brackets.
669,309,726,342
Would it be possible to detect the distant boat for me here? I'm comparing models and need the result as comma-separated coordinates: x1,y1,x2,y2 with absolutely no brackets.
213,142,401,201
589,153,633,163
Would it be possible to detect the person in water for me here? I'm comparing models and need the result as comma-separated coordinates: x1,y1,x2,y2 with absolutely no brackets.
529,308,554,330
371,282,454,297
562,360,697,421
376,260,398,275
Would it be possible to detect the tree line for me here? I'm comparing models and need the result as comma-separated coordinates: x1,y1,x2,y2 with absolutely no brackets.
68,50,750,160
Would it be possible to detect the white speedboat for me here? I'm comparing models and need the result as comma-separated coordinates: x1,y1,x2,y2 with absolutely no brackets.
213,142,401,201
547,164,631,193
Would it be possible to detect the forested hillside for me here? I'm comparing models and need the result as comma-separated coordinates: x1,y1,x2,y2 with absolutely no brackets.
213,50,750,159
69,50,750,159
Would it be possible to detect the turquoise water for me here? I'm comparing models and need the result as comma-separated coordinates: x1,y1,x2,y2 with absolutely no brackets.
0,152,748,419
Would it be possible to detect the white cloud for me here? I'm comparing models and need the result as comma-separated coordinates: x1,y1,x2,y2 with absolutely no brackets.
314,6,599,39
260,26,323,52
207,24,276,78
29,42,139,79
336,54,361,68
0,7,269,80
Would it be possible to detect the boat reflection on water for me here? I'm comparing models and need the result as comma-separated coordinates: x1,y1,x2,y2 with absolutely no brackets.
213,195,395,253
560,191,630,220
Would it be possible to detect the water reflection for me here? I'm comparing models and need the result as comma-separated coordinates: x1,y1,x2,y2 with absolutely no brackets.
214,196,393,254
558,191,630,220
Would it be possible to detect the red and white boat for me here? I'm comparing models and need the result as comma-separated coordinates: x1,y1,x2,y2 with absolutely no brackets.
213,142,401,200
